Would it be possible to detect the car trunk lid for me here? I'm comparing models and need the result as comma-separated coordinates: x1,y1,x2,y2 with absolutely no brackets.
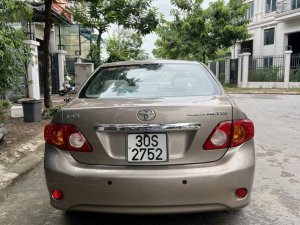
62,95,232,165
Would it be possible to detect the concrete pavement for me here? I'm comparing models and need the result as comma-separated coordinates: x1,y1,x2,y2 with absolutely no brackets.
0,94,66,190
0,94,299,225
0,135,44,190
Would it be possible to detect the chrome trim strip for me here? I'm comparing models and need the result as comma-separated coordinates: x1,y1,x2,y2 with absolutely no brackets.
94,123,201,132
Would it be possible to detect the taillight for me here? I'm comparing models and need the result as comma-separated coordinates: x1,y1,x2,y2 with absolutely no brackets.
203,121,232,150
44,124,92,152
203,119,254,150
231,120,254,147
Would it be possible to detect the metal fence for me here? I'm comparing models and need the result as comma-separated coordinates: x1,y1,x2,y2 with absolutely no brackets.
219,60,225,84
65,57,76,76
230,59,238,84
82,58,93,63
290,54,300,82
248,55,285,82
210,62,216,75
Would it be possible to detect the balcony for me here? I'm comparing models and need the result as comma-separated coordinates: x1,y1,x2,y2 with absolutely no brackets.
276,0,300,21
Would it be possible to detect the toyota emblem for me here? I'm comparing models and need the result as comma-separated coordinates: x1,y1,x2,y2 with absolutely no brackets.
137,109,156,121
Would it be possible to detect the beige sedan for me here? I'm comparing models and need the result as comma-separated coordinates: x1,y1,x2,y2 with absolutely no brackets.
44,60,255,213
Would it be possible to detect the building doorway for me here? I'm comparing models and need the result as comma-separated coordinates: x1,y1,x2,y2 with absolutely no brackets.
241,40,253,55
288,32,300,54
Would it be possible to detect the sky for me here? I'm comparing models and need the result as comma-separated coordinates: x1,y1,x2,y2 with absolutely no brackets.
142,0,212,57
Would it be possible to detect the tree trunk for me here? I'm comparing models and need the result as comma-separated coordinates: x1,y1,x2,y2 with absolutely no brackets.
43,0,53,108
96,31,102,66
24,64,29,98
202,51,206,64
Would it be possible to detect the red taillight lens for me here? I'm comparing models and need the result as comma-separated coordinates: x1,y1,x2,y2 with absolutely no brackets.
44,124,92,152
203,119,254,150
52,190,64,200
235,188,248,198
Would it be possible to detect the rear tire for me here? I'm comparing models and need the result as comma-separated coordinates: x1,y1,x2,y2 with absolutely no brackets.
59,90,66,96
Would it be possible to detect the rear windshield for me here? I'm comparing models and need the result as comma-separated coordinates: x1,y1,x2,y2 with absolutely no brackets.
79,63,220,99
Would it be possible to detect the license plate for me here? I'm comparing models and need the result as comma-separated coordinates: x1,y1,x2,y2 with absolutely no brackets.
127,133,168,163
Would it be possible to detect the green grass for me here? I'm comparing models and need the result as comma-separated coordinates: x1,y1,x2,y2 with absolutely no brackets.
0,100,11,123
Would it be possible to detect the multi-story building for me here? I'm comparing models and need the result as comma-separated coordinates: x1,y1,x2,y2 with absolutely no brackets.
232,0,300,58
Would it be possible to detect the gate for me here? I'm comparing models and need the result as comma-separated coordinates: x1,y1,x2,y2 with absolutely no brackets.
38,52,60,94
51,54,60,94
230,59,239,85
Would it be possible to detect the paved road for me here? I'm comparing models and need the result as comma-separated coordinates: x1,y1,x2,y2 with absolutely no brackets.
0,94,299,225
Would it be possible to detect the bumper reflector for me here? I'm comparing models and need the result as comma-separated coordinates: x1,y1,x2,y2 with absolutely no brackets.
235,188,248,198
52,190,64,200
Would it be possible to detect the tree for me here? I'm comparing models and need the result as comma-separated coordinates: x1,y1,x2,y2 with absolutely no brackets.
0,0,32,98
106,29,148,63
72,0,159,66
153,16,190,60
43,0,53,108
154,0,250,62
43,0,71,108
205,0,250,55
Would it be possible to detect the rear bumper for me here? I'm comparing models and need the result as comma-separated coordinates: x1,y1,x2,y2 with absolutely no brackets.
44,140,255,214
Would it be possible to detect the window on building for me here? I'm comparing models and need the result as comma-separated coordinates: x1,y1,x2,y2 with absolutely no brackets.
264,28,275,45
265,0,277,13
246,2,254,19
292,0,300,9
264,57,273,67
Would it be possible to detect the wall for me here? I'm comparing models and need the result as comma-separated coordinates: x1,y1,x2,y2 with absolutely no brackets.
75,63,94,91
234,0,300,57
247,82,300,88
33,23,59,53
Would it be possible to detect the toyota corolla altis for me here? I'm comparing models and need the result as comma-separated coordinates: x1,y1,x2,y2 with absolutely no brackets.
44,60,255,214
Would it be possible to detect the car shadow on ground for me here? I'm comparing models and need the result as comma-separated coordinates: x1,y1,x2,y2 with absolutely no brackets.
62,210,243,225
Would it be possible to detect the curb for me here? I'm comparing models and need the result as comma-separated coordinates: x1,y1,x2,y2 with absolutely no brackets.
226,91,300,95
0,134,44,191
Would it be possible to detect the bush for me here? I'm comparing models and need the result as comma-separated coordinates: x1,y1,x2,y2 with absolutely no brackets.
0,99,11,109
0,99,11,123
218,73,225,85
249,67,283,82
42,105,63,119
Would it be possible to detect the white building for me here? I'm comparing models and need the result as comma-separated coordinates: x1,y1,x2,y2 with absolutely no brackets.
232,0,300,58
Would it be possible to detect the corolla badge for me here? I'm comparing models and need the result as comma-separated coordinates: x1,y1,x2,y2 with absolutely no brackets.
137,109,156,121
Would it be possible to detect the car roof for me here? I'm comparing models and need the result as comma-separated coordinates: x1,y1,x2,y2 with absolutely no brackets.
101,60,203,68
